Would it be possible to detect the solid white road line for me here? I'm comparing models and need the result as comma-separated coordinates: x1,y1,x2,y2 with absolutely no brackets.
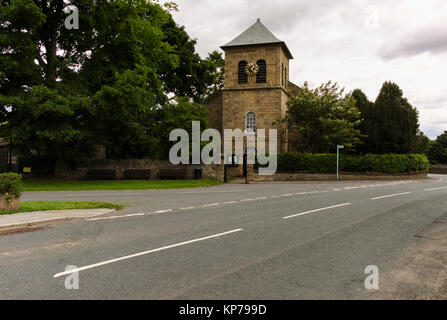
425,186,447,191
53,228,244,278
371,192,411,200
283,203,351,220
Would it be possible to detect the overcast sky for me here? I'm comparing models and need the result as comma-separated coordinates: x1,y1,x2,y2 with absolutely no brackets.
171,0,447,139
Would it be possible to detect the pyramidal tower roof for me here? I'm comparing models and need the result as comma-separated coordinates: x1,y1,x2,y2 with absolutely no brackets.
221,18,293,59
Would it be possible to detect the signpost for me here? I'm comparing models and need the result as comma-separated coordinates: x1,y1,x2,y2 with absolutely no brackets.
336,145,344,181
244,148,256,184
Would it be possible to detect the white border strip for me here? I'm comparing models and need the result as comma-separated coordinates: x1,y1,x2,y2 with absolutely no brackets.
53,228,243,278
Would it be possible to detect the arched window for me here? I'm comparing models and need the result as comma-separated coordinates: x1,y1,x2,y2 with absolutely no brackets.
246,112,257,133
238,61,248,84
284,66,287,88
256,60,267,83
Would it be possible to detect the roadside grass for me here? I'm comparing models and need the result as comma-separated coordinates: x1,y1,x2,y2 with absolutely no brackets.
0,201,123,215
22,178,222,192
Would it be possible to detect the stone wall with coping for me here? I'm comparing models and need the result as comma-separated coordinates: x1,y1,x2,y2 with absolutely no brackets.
430,165,447,175
53,159,224,181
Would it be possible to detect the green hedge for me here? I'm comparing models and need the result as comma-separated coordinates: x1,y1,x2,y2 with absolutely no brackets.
271,153,429,174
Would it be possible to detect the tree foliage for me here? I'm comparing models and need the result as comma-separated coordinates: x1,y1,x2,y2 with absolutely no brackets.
412,131,431,155
353,82,420,154
155,97,209,158
0,0,219,164
159,14,224,103
285,81,364,153
428,131,447,164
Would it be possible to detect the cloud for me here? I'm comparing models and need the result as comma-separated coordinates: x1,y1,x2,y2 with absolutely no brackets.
170,0,447,140
380,23,447,60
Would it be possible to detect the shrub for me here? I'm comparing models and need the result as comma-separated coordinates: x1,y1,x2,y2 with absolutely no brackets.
0,173,23,197
271,153,429,174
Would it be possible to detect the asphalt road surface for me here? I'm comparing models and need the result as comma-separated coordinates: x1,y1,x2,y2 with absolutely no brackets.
1,175,447,299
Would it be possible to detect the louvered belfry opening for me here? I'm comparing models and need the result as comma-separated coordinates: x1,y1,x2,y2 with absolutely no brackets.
256,60,267,83
238,61,248,84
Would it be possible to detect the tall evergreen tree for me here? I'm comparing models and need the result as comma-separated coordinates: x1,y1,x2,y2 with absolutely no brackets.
352,89,374,153
373,82,419,153
353,82,420,154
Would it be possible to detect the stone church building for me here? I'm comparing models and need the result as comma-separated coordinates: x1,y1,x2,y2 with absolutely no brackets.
207,18,300,155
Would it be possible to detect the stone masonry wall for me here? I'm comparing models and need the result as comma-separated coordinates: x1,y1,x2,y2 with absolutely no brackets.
430,165,447,174
54,159,224,181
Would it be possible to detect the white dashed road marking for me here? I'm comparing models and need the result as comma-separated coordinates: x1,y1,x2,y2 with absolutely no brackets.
53,229,244,278
371,192,412,200
154,209,172,214
425,186,447,191
202,203,220,207
177,190,250,194
283,203,351,220
85,179,431,222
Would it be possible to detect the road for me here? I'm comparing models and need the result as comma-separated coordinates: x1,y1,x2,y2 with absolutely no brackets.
1,175,447,299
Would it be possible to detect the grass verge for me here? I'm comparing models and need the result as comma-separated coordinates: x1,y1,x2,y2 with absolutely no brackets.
0,201,123,215
22,178,222,191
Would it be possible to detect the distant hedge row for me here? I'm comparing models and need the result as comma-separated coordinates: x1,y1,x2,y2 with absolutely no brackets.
270,153,429,174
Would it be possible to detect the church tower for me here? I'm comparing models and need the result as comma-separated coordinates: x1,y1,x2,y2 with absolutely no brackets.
219,18,294,154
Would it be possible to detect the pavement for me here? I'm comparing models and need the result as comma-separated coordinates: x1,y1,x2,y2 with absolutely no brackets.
1,174,447,299
0,209,116,232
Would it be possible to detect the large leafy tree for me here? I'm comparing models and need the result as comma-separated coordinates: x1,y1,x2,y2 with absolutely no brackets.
159,14,224,103
428,131,447,164
154,97,209,158
285,81,364,153
1,0,215,165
